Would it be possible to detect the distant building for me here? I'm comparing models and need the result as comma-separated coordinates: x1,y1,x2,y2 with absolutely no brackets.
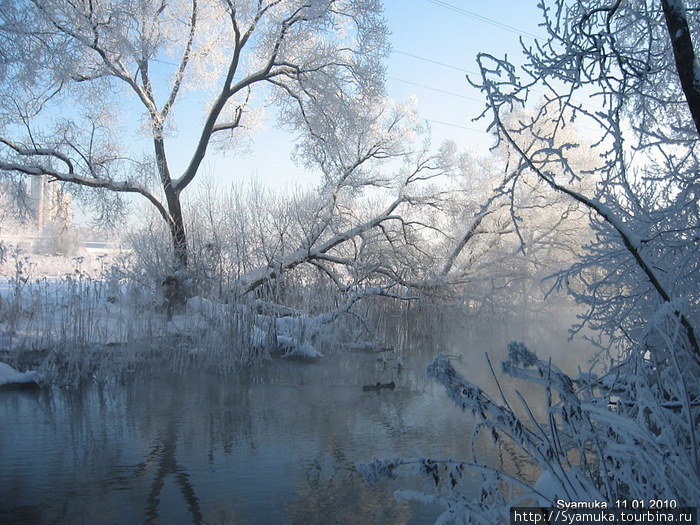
29,176,72,231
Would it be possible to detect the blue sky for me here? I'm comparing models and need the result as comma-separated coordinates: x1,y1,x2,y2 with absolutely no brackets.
384,1,545,148
195,0,548,193
69,1,548,224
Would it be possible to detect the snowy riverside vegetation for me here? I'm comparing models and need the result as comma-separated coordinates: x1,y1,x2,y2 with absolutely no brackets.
358,0,700,521
0,0,698,522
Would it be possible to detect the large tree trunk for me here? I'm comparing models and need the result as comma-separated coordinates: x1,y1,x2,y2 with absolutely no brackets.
154,132,188,270
661,0,700,137
165,187,188,270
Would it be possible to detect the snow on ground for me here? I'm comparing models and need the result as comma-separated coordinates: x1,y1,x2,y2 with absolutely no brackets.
0,361,38,386
277,335,324,358
0,247,330,378
0,272,325,373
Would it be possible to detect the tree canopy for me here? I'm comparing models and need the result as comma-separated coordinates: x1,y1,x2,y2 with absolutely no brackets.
0,0,388,268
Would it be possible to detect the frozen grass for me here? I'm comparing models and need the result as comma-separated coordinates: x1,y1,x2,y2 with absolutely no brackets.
359,333,699,523
0,248,275,385
0,243,421,385
0,247,448,387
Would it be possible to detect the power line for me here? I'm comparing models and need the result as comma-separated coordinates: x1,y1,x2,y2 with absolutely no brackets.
392,48,554,98
388,76,484,103
426,119,487,134
424,0,541,40
392,49,477,76
385,77,491,134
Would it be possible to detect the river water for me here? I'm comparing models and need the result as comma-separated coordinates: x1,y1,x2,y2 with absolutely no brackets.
1,344,490,524
1,317,590,524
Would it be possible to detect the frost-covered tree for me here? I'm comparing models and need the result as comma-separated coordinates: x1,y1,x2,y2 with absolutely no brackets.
229,98,455,294
360,0,700,520
470,0,700,358
470,0,700,498
0,0,387,269
130,97,456,306
438,109,597,315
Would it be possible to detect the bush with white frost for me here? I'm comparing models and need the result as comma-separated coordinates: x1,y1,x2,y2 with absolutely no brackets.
359,336,698,523
359,0,699,521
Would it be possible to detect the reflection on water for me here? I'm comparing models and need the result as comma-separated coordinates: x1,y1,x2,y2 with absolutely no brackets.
0,319,593,524
1,347,482,524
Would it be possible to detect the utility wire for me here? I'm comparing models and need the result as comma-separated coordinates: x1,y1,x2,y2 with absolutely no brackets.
424,0,541,40
387,76,492,134
391,48,555,98
388,76,485,103
426,119,487,134
392,49,478,76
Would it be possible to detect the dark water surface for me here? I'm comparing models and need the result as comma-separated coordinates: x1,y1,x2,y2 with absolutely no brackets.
0,347,493,524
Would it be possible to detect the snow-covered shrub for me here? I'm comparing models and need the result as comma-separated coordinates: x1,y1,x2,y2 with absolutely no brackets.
359,0,700,517
33,222,84,256
359,338,699,523
1,249,35,327
123,216,174,291
97,255,126,304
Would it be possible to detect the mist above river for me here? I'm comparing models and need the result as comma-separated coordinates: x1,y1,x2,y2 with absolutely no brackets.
1,304,597,524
